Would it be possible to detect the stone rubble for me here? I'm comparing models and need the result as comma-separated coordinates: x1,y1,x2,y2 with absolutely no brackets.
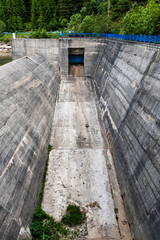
0,41,12,56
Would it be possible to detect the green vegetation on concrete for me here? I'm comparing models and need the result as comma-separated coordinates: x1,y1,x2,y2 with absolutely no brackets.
31,204,85,239
0,0,160,36
62,204,85,227
30,145,85,239
30,206,69,240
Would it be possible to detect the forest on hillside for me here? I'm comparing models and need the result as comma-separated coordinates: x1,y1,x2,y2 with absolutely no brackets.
0,0,160,35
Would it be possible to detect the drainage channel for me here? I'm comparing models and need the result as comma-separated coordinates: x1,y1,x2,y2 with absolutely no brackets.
42,64,132,240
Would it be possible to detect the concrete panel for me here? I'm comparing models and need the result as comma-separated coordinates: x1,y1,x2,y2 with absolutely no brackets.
0,54,59,240
93,40,160,240
43,65,131,240
12,39,60,70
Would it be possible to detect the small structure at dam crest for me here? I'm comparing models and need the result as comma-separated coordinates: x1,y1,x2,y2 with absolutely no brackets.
0,38,159,240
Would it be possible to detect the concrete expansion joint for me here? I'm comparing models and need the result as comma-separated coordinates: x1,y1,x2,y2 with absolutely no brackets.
114,50,157,139
0,158,14,180
25,56,39,66
143,51,158,76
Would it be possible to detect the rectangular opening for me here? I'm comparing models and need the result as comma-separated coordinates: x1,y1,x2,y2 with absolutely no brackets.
69,55,84,64
68,48,84,77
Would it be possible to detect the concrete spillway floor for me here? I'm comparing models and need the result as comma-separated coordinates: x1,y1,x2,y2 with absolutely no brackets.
42,64,132,240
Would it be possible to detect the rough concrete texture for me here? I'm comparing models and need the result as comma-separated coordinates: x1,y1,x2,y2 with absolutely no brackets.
0,54,59,240
12,39,59,69
9,38,160,239
42,64,131,240
12,38,104,79
93,42,160,240
60,38,105,80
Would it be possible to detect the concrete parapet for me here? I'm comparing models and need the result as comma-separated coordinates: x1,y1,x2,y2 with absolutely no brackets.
12,39,59,70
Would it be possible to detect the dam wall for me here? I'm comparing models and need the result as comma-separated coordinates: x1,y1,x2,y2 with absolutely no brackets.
8,38,160,240
0,54,59,239
93,41,160,240
12,39,60,69
12,38,105,79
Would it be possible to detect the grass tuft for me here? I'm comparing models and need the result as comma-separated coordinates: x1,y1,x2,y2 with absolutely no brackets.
61,204,85,227
30,145,85,239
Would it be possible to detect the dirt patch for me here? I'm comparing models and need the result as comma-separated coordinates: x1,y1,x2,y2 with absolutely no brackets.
69,63,84,77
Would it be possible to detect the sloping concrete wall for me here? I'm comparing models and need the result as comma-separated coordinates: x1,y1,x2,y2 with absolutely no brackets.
94,41,160,240
0,54,59,240
11,38,160,239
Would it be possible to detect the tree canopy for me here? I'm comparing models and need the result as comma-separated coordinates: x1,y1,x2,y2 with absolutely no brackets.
0,0,159,35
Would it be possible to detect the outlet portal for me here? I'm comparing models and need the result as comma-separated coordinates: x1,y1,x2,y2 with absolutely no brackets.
68,48,84,77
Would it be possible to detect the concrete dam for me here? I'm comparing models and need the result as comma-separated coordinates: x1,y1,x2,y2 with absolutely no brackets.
0,38,160,240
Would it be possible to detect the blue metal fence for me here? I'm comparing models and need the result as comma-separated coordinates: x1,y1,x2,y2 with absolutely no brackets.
59,32,160,44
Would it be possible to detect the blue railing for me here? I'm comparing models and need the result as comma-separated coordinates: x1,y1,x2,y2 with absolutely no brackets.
59,32,160,44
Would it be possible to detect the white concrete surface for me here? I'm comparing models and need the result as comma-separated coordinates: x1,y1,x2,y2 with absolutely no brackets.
42,65,131,239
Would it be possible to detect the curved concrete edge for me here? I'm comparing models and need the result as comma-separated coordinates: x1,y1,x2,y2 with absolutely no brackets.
0,54,59,240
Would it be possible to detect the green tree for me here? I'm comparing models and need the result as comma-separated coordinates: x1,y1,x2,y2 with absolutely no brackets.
60,18,68,28
95,15,119,33
117,0,133,12
78,15,97,32
0,1,6,23
0,0,152,34
68,13,82,31
7,15,24,31
0,20,6,36
31,0,56,30
83,0,103,15
123,0,160,35
97,2,108,14
37,13,46,29
44,0,56,23
48,17,58,31
58,0,83,21
80,7,87,19
0,0,27,31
